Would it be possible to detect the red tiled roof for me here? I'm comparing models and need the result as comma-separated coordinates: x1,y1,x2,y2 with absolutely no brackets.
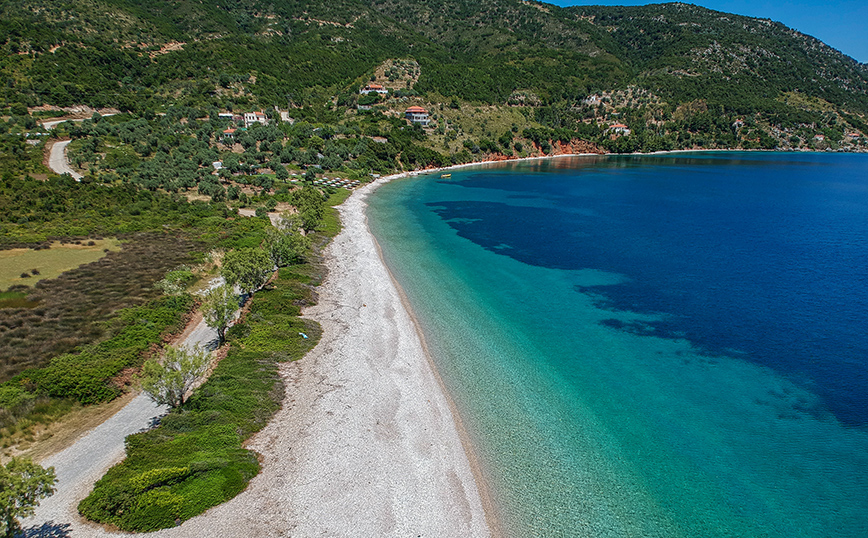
223,128,236,134
610,123,628,129
366,84,384,89
406,106,428,113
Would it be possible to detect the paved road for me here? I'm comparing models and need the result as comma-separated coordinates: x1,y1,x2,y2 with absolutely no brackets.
47,140,82,180
41,114,115,130
21,307,221,537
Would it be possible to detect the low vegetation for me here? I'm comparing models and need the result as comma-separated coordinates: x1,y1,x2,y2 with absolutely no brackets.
0,238,120,290
0,234,202,382
78,263,322,531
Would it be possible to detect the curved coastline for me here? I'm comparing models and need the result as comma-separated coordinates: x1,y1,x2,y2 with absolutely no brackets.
242,175,494,536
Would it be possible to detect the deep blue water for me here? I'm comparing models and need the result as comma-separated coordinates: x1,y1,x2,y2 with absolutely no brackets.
368,153,868,537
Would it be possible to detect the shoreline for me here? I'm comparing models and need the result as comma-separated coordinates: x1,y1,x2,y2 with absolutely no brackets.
148,174,494,537
365,176,505,537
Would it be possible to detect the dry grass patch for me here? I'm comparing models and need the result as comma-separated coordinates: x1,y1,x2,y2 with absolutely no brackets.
0,233,203,382
1,390,138,463
0,238,122,290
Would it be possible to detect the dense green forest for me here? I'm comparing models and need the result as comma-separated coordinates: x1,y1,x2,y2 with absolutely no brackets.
0,0,865,158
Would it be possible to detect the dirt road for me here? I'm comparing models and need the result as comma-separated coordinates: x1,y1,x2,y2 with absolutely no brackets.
47,140,83,180
21,311,220,536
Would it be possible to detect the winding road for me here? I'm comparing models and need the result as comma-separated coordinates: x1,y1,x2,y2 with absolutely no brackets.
47,140,83,180
21,310,221,537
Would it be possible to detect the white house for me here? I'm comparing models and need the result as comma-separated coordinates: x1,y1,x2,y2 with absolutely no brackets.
608,123,631,136
360,83,389,95
405,106,430,126
244,111,269,128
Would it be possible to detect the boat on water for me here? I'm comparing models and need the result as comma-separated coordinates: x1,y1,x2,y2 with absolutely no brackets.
440,173,452,178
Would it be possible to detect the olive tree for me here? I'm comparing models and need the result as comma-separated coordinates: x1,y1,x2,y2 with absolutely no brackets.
202,284,238,343
1,458,57,538
221,248,273,295
265,214,310,267
141,345,211,408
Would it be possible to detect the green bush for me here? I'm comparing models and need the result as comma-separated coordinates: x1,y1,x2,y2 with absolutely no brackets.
79,269,322,531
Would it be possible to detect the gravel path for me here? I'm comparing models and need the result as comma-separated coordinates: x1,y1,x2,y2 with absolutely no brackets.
21,310,220,537
46,140,82,180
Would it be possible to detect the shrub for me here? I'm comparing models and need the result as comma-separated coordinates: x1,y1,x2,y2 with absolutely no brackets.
79,268,321,531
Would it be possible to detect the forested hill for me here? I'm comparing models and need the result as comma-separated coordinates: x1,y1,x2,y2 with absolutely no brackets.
2,0,866,111
1,0,867,156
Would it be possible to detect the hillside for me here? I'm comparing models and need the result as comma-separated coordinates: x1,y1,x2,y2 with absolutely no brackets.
1,0,866,177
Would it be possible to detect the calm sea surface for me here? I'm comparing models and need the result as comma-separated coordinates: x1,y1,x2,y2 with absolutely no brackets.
367,152,868,537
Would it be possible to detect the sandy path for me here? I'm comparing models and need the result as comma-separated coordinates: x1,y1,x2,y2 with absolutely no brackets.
47,140,83,180
21,310,220,536
236,207,281,227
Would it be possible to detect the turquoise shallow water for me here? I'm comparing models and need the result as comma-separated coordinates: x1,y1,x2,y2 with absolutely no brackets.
367,153,868,537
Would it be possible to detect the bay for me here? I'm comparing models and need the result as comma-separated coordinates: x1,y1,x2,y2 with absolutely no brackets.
367,152,868,537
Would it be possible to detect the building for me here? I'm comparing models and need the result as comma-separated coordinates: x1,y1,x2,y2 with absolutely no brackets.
243,111,269,128
733,118,745,130
609,123,631,136
222,128,236,141
405,106,430,126
360,83,389,95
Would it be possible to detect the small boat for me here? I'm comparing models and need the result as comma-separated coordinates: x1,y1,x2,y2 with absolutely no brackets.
440,173,452,178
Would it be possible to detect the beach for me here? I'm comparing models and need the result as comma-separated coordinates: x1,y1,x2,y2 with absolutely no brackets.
157,174,493,536
23,173,492,537
220,175,494,536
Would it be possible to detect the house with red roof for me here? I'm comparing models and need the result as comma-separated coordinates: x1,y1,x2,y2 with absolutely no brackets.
222,128,236,141
405,106,430,126
608,123,631,136
360,83,389,95
243,111,269,128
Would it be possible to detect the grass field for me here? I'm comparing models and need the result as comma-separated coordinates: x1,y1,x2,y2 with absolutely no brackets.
0,239,122,291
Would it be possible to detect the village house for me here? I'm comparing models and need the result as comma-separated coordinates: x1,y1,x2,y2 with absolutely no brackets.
222,128,236,141
244,111,269,128
405,105,430,126
360,83,389,95
608,123,631,136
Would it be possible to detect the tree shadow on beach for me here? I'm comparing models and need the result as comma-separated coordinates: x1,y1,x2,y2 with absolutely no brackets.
21,521,72,538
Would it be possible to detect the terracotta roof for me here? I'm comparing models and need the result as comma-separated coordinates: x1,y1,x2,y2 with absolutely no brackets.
406,106,428,113
610,123,629,129
223,128,236,134
366,84,384,89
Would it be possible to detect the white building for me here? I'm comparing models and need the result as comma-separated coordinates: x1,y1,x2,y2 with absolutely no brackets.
244,111,269,128
360,83,389,95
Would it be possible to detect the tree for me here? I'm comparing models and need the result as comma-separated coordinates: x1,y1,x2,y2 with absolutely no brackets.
0,458,57,538
265,223,310,267
293,185,326,233
140,346,211,408
202,284,238,343
221,248,273,295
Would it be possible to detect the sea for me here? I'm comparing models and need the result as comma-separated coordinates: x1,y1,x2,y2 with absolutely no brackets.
366,152,868,538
